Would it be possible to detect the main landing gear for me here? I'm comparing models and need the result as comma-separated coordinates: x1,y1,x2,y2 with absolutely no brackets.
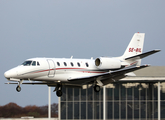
94,85,101,92
54,84,63,97
54,84,100,97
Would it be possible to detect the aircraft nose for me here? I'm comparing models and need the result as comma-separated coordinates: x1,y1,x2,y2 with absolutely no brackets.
4,69,17,79
4,70,12,78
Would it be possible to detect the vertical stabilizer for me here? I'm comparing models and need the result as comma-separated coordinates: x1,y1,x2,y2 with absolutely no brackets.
122,33,145,59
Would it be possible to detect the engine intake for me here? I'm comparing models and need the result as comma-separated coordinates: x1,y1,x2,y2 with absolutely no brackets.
95,57,121,69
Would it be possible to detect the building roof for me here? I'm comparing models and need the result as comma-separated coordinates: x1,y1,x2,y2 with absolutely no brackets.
120,66,165,82
134,66,165,77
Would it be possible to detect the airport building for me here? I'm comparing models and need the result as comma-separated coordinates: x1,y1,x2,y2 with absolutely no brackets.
59,66,165,120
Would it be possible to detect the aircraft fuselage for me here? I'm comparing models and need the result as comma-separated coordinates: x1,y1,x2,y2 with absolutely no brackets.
4,58,111,82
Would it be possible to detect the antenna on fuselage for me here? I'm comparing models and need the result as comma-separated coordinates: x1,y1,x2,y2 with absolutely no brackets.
70,56,73,59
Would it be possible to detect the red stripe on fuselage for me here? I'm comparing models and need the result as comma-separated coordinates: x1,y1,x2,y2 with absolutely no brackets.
29,68,105,74
56,68,84,70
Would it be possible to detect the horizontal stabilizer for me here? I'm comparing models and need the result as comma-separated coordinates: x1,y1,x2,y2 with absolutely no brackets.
125,49,160,60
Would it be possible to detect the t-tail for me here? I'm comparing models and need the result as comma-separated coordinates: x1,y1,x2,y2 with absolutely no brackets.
120,33,160,67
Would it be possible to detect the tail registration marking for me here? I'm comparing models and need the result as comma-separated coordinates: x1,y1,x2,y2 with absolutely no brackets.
129,48,141,52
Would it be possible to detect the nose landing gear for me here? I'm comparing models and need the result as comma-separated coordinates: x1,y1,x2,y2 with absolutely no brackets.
16,80,23,92
16,85,21,92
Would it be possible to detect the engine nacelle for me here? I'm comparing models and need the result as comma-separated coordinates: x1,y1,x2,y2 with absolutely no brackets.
95,57,121,69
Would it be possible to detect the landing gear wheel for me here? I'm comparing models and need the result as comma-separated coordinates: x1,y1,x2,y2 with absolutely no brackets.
56,90,63,97
94,85,100,92
16,86,21,92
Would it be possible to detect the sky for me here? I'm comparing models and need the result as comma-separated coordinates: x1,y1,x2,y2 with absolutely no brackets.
0,0,165,107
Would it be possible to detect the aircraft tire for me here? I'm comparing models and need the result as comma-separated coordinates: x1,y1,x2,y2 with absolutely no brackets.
94,85,100,92
16,86,21,92
56,90,63,97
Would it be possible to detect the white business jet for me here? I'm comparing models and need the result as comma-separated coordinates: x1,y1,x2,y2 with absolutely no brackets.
4,33,160,97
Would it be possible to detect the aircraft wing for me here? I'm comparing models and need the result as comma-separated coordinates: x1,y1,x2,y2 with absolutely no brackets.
68,64,149,85
125,49,160,60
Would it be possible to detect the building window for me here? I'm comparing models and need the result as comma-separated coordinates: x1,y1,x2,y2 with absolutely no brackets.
88,102,93,119
61,102,66,119
68,102,73,119
74,88,79,101
81,102,86,119
74,102,79,119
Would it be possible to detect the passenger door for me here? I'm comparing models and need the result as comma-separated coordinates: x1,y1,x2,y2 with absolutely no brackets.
47,59,55,77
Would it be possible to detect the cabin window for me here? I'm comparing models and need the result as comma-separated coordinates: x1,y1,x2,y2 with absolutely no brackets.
77,62,80,67
70,62,74,67
22,61,32,66
32,61,36,66
64,62,67,66
86,63,89,67
57,62,60,66
37,62,40,66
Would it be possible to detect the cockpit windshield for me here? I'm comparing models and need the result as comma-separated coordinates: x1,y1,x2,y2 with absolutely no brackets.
32,61,36,66
22,61,33,66
22,61,40,66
